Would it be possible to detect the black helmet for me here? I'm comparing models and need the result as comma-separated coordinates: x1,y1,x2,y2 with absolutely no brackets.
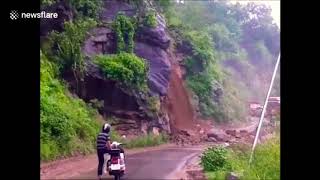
102,123,111,133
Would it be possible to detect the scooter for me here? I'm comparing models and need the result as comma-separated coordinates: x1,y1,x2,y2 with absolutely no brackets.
104,142,126,180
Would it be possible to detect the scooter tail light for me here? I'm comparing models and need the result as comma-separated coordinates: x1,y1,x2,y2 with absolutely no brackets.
111,157,119,164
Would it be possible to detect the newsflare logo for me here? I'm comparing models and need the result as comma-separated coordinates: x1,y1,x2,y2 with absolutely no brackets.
10,10,19,20
10,10,58,20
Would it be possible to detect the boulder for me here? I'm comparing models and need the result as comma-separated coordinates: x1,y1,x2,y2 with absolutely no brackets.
225,130,237,136
206,137,217,142
207,132,231,142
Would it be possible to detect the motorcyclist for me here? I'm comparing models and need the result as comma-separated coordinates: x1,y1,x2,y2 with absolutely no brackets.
96,123,125,180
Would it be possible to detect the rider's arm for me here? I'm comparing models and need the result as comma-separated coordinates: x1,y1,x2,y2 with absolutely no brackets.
106,141,111,149
106,136,111,149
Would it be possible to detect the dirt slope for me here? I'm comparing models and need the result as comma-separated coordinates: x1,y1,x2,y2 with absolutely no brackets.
166,65,195,132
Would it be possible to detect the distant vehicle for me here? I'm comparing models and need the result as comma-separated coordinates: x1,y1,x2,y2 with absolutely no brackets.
268,96,280,103
267,96,280,116
249,97,280,117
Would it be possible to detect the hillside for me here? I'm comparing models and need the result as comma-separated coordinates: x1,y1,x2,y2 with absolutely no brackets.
40,0,280,162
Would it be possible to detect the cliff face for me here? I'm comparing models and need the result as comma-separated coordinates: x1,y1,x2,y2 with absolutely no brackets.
62,0,173,134
42,0,200,137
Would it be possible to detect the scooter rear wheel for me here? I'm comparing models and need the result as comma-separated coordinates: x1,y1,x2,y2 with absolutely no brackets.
114,175,120,180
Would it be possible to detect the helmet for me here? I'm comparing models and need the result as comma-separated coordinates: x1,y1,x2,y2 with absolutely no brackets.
102,123,111,133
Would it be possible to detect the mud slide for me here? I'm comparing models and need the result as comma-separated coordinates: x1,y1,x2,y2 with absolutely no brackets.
166,65,195,132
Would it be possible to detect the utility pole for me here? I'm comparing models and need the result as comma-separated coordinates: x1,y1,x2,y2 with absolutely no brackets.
249,53,280,164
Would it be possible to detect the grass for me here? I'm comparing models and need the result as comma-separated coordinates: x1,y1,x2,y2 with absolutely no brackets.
203,135,280,180
125,133,169,149
110,130,169,149
206,170,228,180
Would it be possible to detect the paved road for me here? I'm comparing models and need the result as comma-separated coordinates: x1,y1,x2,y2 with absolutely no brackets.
71,147,202,180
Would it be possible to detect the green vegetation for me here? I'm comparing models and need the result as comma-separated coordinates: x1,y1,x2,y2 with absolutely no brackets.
40,0,169,163
41,0,103,162
145,95,161,118
144,10,158,28
41,0,55,6
94,53,148,90
48,18,96,79
173,27,228,121
40,0,102,19
163,1,279,122
125,133,168,148
186,73,216,118
112,13,135,53
70,0,103,19
201,146,230,172
183,30,215,71
41,51,100,161
202,136,280,180
156,0,171,10
106,118,169,149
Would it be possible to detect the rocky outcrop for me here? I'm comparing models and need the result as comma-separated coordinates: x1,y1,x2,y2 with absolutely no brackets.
134,14,172,96
83,6,172,97
64,61,145,118
136,14,170,50
83,27,117,56
64,0,173,134
100,0,136,22
134,42,171,96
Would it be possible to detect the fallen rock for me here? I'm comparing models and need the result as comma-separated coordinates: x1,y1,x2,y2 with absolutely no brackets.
206,137,217,142
223,143,230,147
186,169,206,180
240,130,248,133
180,130,191,136
226,129,237,136
229,138,237,143
207,132,231,142
240,130,249,136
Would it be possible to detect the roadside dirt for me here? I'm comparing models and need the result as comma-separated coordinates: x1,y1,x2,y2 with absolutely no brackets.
175,118,277,180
